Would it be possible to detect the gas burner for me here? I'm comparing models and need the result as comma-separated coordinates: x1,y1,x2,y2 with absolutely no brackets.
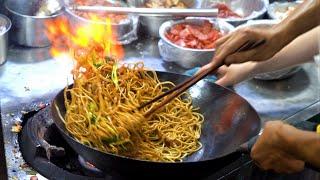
18,106,111,180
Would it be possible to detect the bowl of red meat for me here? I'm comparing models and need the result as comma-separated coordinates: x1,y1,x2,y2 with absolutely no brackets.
202,0,269,26
158,18,234,69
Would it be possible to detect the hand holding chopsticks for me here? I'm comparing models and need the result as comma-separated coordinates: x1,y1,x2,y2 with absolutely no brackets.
141,40,266,117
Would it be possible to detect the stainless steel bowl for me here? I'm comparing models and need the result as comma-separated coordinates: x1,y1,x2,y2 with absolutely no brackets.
0,14,11,65
5,0,64,47
236,19,302,80
202,0,269,26
65,0,138,45
267,1,301,21
127,0,202,38
158,18,234,69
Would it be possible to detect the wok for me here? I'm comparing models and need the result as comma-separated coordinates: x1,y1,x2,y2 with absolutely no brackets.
51,71,262,179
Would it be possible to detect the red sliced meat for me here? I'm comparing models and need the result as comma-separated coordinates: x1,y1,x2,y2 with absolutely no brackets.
166,20,223,49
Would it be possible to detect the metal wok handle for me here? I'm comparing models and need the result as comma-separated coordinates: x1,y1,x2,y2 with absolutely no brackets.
239,120,319,172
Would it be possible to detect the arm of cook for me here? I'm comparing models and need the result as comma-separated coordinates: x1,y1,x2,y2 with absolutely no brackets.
209,0,320,65
211,26,319,87
276,123,320,169
248,26,319,74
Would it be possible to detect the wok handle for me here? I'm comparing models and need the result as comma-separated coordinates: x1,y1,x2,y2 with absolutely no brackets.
239,120,319,172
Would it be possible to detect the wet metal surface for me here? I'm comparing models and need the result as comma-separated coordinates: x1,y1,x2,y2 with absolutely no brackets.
0,38,319,178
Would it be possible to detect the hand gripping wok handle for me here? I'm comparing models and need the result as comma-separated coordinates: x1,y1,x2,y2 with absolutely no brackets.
239,121,320,172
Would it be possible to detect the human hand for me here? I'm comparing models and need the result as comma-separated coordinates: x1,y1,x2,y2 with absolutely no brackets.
214,25,290,65
251,121,305,173
213,61,257,86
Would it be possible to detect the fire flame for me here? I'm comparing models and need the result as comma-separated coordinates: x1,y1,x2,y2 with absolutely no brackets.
45,15,124,72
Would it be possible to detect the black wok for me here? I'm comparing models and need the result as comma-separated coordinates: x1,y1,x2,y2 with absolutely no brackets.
51,71,262,179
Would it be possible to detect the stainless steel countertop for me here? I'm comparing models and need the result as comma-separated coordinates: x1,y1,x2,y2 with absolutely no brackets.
0,38,319,179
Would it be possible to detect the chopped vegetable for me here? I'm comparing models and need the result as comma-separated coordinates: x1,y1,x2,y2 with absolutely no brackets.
88,102,97,111
93,62,103,68
89,112,97,124
111,64,119,88
102,136,119,144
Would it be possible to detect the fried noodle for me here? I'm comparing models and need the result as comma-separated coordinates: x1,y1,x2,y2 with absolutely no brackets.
63,57,203,162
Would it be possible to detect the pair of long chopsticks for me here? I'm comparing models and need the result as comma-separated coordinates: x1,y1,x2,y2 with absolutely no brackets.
69,6,218,17
141,40,266,117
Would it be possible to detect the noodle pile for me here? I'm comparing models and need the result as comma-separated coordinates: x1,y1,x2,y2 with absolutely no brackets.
64,57,204,162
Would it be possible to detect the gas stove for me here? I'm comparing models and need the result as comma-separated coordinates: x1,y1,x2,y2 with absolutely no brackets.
17,105,251,180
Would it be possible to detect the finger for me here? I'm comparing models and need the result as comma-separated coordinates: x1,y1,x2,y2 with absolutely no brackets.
215,76,230,87
224,42,277,64
215,65,228,76
214,33,252,63
285,159,305,173
224,49,258,65
196,63,212,76
215,33,232,48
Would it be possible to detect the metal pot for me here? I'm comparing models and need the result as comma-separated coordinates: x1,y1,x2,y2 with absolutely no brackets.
5,0,63,47
0,14,11,65
64,0,139,45
127,0,202,38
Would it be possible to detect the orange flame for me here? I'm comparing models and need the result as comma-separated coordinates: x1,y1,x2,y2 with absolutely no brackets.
45,15,124,67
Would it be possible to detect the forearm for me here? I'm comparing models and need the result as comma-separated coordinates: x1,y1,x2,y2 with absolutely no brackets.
276,0,320,44
253,26,319,74
279,124,320,168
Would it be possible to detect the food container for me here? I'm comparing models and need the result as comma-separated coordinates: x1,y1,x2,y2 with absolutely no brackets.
158,18,234,69
5,0,63,47
127,0,202,38
236,19,301,80
267,1,301,21
65,0,138,45
0,14,11,65
201,0,269,26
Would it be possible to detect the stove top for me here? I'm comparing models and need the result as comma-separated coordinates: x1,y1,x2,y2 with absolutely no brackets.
2,104,317,180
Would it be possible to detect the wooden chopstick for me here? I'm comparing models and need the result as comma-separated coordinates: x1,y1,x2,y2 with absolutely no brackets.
142,39,266,117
